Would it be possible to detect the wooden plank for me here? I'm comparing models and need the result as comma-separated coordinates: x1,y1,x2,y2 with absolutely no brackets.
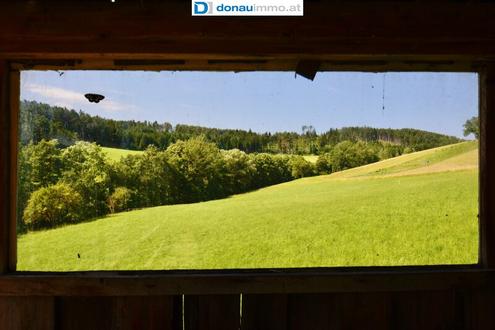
9,69,19,272
390,290,456,330
0,268,491,296
0,3,495,58
467,288,495,330
0,60,11,274
241,294,288,330
480,64,495,268
8,57,476,73
184,294,240,330
287,293,391,330
55,297,113,330
112,296,182,330
0,296,54,330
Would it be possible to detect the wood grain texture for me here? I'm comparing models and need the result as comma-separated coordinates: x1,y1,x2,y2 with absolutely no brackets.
55,297,114,330
0,60,11,274
0,2,495,59
480,64,495,268
0,268,490,296
9,70,19,272
390,291,457,330
287,293,391,330
467,288,495,330
184,294,240,330
241,294,288,330
112,296,182,330
0,296,54,330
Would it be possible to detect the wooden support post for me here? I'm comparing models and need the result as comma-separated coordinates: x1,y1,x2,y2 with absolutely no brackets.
480,64,495,268
0,61,18,274
0,60,10,274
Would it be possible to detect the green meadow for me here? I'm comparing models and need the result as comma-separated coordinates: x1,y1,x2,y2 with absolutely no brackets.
101,146,144,162
18,141,479,271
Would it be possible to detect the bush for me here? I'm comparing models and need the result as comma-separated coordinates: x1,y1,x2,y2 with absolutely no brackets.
222,149,256,194
289,156,315,178
166,136,226,202
329,141,379,172
378,143,403,160
107,187,135,213
316,153,333,174
23,183,83,230
61,141,112,218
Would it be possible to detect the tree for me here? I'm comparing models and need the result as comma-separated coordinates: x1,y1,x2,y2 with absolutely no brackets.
107,187,135,213
60,141,112,218
23,183,83,229
316,153,333,174
222,149,256,194
113,146,177,207
21,139,62,190
166,136,227,202
328,141,379,172
463,116,479,139
17,139,62,231
288,156,315,178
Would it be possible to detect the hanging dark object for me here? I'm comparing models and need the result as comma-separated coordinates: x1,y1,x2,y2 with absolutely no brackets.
85,93,105,103
295,60,321,81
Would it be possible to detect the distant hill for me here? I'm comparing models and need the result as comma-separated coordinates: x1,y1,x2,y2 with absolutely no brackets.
20,100,461,154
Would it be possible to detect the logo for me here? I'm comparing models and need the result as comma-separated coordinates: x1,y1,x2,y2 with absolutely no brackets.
192,0,303,16
193,1,213,15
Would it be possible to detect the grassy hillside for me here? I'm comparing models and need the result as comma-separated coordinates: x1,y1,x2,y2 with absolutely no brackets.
18,141,479,271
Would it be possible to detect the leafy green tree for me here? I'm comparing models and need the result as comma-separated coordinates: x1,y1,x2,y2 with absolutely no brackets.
378,143,403,160
23,183,83,229
21,139,62,189
463,116,479,139
60,141,112,218
113,146,177,207
17,139,62,231
250,153,291,189
329,141,379,171
166,136,227,202
222,149,256,194
288,156,315,178
316,153,333,174
107,187,135,213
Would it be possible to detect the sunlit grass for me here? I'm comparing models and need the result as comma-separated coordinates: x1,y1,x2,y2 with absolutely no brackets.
18,142,479,271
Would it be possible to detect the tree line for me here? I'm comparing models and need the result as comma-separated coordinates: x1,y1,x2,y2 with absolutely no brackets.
20,100,461,154
18,136,414,231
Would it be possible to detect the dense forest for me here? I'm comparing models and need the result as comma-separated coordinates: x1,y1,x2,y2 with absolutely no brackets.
20,100,461,154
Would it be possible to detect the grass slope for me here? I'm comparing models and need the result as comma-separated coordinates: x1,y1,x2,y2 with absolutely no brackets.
102,146,143,162
18,141,479,271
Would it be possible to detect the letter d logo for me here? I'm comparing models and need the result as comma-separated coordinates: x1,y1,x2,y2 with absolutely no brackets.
193,2,212,15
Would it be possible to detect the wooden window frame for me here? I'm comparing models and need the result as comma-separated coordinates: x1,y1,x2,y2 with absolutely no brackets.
0,60,492,296
0,1,494,296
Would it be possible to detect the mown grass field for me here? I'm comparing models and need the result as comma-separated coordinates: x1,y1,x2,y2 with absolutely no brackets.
18,141,479,271
101,146,143,162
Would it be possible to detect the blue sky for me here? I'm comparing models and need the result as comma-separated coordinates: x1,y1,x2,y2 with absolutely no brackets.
21,71,478,138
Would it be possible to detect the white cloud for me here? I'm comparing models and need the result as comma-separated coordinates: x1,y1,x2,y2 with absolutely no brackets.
22,83,137,115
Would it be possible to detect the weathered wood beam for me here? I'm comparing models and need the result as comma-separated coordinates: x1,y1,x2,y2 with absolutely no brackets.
0,2,494,59
0,61,11,274
0,268,492,296
480,64,495,268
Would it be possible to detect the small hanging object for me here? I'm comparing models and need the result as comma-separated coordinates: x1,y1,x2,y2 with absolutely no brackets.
84,93,105,103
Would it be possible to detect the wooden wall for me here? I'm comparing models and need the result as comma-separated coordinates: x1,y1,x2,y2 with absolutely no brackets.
1,290,495,329
1,1,495,329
